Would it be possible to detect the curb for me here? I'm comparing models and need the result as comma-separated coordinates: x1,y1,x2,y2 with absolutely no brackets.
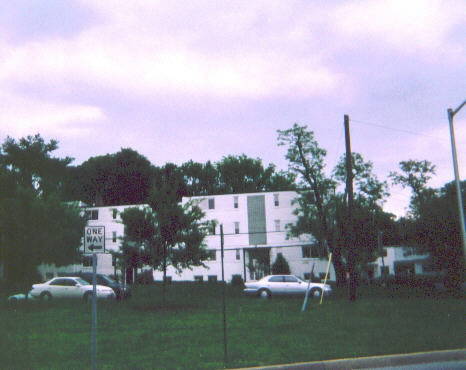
235,348,466,369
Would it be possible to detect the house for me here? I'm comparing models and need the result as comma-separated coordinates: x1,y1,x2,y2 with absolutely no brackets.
369,245,431,279
38,191,335,283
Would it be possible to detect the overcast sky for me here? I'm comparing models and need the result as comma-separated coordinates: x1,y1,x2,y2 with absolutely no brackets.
1,0,465,217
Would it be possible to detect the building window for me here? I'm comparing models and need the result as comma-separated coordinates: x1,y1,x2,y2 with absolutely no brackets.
112,209,118,219
274,193,279,207
208,198,215,210
302,245,323,258
210,223,216,235
194,275,204,283
82,255,93,267
302,246,311,258
208,275,218,283
234,222,240,234
233,196,239,209
236,249,240,260
112,255,116,267
112,231,117,243
274,220,281,232
85,210,99,220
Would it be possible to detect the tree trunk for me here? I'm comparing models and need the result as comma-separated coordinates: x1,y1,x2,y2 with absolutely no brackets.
329,244,347,287
162,243,167,307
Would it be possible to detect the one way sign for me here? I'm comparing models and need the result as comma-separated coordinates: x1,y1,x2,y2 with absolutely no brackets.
84,226,105,253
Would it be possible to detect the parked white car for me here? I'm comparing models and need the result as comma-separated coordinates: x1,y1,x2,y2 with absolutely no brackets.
30,277,116,301
244,274,332,299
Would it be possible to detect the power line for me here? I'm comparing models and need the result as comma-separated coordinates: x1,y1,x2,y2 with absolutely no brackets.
350,118,440,139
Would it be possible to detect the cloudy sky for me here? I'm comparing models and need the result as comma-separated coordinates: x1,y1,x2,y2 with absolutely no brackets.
1,0,465,216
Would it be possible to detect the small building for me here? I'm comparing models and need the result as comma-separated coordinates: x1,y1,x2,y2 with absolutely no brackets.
368,245,431,279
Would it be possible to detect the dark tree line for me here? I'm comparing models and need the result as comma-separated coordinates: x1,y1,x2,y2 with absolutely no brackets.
63,151,296,206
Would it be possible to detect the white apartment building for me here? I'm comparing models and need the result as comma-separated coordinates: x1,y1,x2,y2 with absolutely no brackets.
38,191,336,283
153,191,335,283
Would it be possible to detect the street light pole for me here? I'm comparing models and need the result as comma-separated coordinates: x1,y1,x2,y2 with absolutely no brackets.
447,99,466,264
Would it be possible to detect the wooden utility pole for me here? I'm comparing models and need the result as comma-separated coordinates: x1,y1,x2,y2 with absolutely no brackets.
344,114,357,301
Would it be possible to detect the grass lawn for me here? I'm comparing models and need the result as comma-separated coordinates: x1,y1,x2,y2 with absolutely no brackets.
0,283,464,369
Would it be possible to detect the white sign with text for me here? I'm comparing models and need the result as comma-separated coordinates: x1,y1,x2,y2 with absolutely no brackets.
84,226,106,253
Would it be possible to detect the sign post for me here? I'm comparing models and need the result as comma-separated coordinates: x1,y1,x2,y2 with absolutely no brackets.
84,226,105,370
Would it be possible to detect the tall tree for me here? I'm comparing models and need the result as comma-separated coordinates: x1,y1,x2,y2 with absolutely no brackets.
68,148,156,206
0,135,85,290
278,125,392,290
120,181,211,302
1,134,73,198
389,160,436,216
277,124,346,285
408,181,465,294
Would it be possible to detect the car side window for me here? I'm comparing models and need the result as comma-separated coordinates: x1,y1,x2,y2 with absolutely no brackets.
284,276,298,283
268,276,284,283
50,278,71,286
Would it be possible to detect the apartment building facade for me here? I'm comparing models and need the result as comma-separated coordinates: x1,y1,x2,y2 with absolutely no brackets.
153,191,335,283
38,191,336,283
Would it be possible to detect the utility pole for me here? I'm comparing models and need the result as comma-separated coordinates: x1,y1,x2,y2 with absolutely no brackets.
447,100,466,265
344,114,357,301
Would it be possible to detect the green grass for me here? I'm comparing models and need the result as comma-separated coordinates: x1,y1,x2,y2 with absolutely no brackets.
0,284,464,369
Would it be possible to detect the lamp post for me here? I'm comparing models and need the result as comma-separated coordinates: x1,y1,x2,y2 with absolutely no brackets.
447,99,466,264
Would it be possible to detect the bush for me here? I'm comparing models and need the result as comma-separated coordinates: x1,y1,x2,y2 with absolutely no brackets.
271,254,290,275
136,270,154,285
230,274,244,287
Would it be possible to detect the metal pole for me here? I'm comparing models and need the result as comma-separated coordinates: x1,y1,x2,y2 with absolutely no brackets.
91,252,97,370
301,263,315,312
448,106,466,264
220,225,228,365
344,115,357,301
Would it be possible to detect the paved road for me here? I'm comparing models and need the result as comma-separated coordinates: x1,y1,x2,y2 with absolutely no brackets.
238,349,466,370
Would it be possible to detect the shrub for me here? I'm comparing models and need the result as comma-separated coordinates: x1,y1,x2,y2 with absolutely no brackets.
136,270,154,285
271,254,291,275
230,274,244,287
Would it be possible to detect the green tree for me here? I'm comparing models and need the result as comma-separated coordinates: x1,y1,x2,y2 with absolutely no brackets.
389,160,436,216
216,154,295,194
120,181,211,303
1,134,73,198
271,253,291,274
0,135,85,290
409,181,465,293
278,124,346,285
67,148,156,206
278,125,392,295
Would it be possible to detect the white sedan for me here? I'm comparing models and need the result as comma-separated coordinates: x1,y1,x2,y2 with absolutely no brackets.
30,277,116,301
243,274,332,299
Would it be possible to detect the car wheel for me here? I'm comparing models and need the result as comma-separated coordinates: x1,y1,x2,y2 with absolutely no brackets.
40,292,52,301
310,288,322,298
258,289,271,299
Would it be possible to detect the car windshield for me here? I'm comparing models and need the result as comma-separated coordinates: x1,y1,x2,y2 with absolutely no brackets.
75,278,90,285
